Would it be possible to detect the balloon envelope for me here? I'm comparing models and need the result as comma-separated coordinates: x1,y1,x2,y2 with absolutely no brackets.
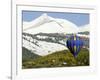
66,34,83,57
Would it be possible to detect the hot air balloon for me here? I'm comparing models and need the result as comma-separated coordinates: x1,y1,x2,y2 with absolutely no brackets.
66,34,83,57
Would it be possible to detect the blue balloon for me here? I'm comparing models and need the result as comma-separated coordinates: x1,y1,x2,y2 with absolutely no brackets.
66,34,83,57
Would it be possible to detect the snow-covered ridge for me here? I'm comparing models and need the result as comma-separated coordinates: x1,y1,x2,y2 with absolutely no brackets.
77,34,89,38
23,13,53,30
22,33,67,56
23,39,67,56
23,13,79,34
78,24,90,32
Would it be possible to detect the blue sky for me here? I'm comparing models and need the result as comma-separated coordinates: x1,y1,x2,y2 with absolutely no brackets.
22,11,89,27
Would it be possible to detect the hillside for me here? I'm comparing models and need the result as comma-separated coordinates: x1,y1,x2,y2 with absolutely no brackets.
22,47,41,62
22,48,89,69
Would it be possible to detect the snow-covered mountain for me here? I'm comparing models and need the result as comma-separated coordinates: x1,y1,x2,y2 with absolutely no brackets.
77,24,90,38
78,24,90,32
22,13,89,56
23,13,79,34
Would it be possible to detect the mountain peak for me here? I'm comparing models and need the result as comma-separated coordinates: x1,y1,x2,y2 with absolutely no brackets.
40,13,51,22
23,13,79,34
41,13,48,18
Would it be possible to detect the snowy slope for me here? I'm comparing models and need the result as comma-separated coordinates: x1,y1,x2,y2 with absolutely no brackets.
23,13,79,34
23,21,65,34
23,39,67,56
77,34,89,38
77,24,90,38
22,33,67,56
78,24,90,32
